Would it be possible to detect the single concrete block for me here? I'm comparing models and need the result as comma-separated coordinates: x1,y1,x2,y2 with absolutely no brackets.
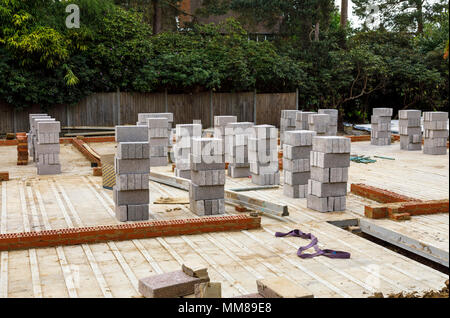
115,206,128,222
147,117,169,128
228,165,251,178
312,136,351,154
113,188,149,205
189,183,224,201
399,110,421,119
372,108,393,116
310,166,348,183
37,121,60,133
175,168,191,179
251,125,278,139
257,277,314,298
283,145,312,160
115,158,150,174
283,184,308,198
191,169,225,186
310,151,350,168
284,170,310,186
423,111,448,122
194,282,222,298
283,158,310,173
251,172,280,186
308,179,347,197
116,126,148,142
139,270,210,298
176,124,202,138
284,130,316,147
37,163,61,175
150,157,168,167
214,116,237,127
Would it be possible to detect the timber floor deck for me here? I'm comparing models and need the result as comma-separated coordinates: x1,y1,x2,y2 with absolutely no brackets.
0,141,448,298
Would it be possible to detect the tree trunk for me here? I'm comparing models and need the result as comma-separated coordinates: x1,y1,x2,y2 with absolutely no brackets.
417,0,423,34
152,0,162,35
314,22,319,41
340,0,348,28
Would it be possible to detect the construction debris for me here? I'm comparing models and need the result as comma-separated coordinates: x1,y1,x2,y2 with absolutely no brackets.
194,282,222,298
350,155,377,164
0,172,9,181
257,277,314,298
370,280,449,298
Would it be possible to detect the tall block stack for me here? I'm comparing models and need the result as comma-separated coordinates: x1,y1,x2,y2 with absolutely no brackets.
174,124,202,179
28,114,52,162
283,130,316,198
214,116,237,155
423,112,448,155
249,125,280,185
295,112,317,130
280,110,299,146
318,109,338,136
189,138,225,216
36,121,61,175
17,134,28,165
225,122,254,178
138,113,174,147
114,126,150,222
308,114,330,136
371,108,393,146
147,117,169,167
399,110,422,151
307,136,350,212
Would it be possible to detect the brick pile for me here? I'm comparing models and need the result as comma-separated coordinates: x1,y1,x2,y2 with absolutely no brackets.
249,125,280,185
371,108,393,146
280,110,299,147
147,117,169,167
225,122,254,178
423,112,448,155
138,113,174,148
16,133,28,165
399,110,422,151
35,121,61,175
174,124,202,179
189,138,226,216
295,111,317,130
283,130,316,198
114,126,150,222
307,136,350,212
318,109,338,136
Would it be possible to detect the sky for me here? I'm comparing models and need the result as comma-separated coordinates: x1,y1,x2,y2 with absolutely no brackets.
334,0,362,27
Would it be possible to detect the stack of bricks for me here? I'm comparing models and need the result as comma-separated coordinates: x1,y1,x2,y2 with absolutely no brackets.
114,126,150,222
138,113,174,148
214,116,237,155
308,114,331,136
423,112,448,155
371,108,393,146
283,130,316,198
307,136,350,212
295,111,317,130
318,109,338,136
147,117,169,167
17,133,28,165
249,125,280,185
399,110,422,151
280,110,299,147
174,124,202,179
225,122,254,178
189,138,225,216
35,121,61,175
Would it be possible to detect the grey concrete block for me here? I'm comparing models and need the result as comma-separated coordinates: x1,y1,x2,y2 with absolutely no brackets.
37,163,61,175
190,154,225,171
283,145,312,160
424,129,449,139
370,137,391,146
149,145,167,157
116,126,148,142
283,184,308,198
37,133,59,144
423,121,448,130
399,118,421,128
248,138,277,152
284,130,316,147
284,171,310,186
191,169,225,186
312,136,351,154
310,151,350,168
373,108,393,116
283,158,310,173
115,206,128,222
308,114,329,134
117,142,150,160
174,168,191,179
310,167,348,183
399,110,421,119
34,143,60,154
128,204,149,221
423,145,447,155
147,117,169,128
251,125,278,139
116,173,149,191
150,156,168,167
251,172,280,186
214,116,237,127
113,188,149,205
37,121,60,133
307,195,346,212
115,158,150,174
308,179,347,197
371,115,391,125
250,162,278,174
149,137,169,147
176,124,202,138
228,165,250,178
318,109,338,121
423,111,448,122
192,138,223,157
189,183,224,201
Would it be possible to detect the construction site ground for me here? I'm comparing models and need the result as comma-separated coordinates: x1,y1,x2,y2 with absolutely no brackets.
0,140,448,298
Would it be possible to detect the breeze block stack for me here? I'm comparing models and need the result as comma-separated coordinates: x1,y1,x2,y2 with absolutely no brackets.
174,124,202,179
308,114,331,136
283,130,316,198
114,126,150,222
189,138,225,216
249,125,280,185
423,112,449,155
28,114,53,162
280,110,299,147
214,116,237,155
35,121,61,175
318,109,338,136
295,112,317,130
225,122,254,178
371,108,393,146
399,110,422,151
307,136,350,212
138,113,174,148
147,117,169,167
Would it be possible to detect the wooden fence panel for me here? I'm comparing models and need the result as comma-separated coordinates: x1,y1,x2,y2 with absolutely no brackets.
255,93,296,126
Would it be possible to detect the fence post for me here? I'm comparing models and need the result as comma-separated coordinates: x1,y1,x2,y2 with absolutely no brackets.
210,90,213,128
165,89,168,113
117,88,121,126
253,89,257,124
13,109,16,133
296,88,299,110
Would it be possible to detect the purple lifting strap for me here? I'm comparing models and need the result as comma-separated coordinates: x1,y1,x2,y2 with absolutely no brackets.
275,229,351,259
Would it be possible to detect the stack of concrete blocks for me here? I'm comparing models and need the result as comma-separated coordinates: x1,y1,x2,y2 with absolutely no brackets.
399,110,422,151
174,124,202,179
114,126,150,222
280,110,299,147
295,112,317,130
147,117,169,167
423,112,448,155
308,114,331,136
249,125,280,185
189,138,225,216
214,116,237,155
370,108,393,146
318,109,338,136
138,113,174,147
307,136,350,212
28,114,53,162
283,130,316,198
35,121,61,175
225,122,254,178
